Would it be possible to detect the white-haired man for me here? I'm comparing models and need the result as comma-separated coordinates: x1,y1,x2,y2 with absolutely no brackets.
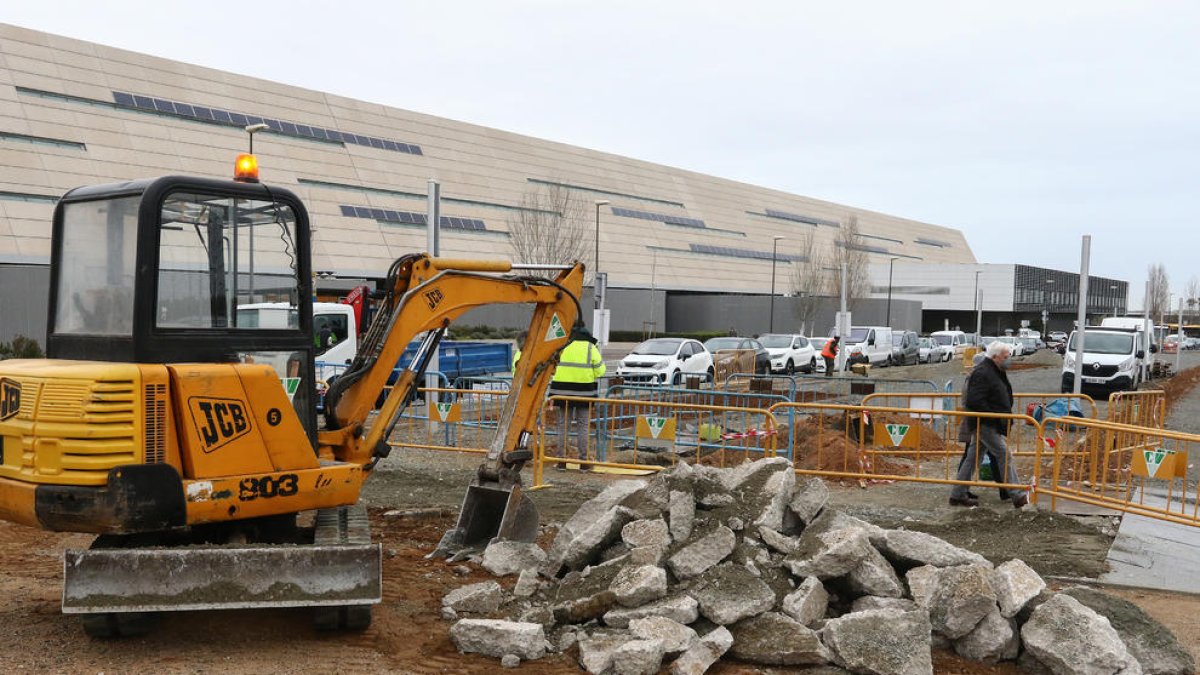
949,341,1029,509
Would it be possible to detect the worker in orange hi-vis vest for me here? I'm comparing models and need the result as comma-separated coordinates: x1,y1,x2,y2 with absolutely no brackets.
821,336,839,377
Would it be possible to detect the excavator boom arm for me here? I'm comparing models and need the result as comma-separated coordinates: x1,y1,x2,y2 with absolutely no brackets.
319,254,585,475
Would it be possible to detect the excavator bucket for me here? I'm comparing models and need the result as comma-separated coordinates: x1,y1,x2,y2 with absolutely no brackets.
62,506,381,615
434,481,539,559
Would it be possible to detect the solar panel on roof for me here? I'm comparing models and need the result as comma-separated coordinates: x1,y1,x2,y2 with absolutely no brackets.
113,92,135,106
229,112,248,126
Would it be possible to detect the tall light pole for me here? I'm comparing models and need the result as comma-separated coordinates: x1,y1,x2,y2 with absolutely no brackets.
769,236,784,333
593,200,609,311
973,269,982,337
244,123,269,154
885,256,899,327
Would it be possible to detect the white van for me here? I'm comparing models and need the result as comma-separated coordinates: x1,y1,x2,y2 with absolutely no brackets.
1098,316,1156,380
1061,327,1146,393
841,326,894,367
237,302,358,384
930,330,970,356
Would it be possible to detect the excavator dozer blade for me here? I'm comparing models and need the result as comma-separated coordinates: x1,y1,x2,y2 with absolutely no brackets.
433,482,539,559
62,506,381,614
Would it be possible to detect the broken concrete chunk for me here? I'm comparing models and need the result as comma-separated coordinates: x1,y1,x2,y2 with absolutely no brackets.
782,576,830,627
718,457,793,490
851,596,919,613
622,518,671,549
846,543,906,598
821,608,933,675
992,558,1046,619
449,619,547,661
689,563,775,625
667,525,736,580
785,526,874,579
1021,594,1140,675
757,525,798,554
629,544,667,566
610,638,666,675
443,580,504,613
905,565,941,609
1062,585,1197,675
668,489,696,542
871,529,991,569
500,653,521,668
544,480,647,575
603,594,700,628
517,604,555,629
929,564,999,639
729,612,833,665
513,568,541,598
482,540,547,577
789,477,830,525
751,464,797,532
629,616,697,654
561,506,638,571
552,562,626,624
578,636,631,675
953,605,1019,664
669,626,733,675
610,564,668,608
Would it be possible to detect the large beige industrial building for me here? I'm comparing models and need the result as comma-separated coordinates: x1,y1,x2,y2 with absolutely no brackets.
0,23,976,340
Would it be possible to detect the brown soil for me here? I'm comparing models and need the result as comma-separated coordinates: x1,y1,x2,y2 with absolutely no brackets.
2,444,1198,673
1160,364,1200,415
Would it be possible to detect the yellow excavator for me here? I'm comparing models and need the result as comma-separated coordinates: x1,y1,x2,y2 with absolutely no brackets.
0,157,584,636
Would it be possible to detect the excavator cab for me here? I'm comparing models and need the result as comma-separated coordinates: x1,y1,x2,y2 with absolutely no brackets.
48,175,318,438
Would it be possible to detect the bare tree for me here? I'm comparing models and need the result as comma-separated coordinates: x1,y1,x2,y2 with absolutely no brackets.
789,232,828,334
506,183,593,278
1187,275,1200,321
829,215,870,308
1146,263,1170,319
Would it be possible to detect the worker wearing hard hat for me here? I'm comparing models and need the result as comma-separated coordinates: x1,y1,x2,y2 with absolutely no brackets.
548,327,606,470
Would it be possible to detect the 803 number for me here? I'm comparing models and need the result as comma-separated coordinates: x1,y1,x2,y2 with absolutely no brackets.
238,474,299,501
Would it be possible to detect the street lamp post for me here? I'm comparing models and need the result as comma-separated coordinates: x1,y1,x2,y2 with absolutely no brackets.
973,270,982,335
244,123,269,154
885,256,899,327
593,200,610,311
769,236,784,333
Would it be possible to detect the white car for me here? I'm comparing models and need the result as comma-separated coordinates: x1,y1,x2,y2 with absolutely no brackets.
759,333,818,374
616,337,714,385
918,336,951,363
995,336,1025,357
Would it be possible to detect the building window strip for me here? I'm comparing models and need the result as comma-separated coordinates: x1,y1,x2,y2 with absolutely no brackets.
526,178,684,207
0,131,86,151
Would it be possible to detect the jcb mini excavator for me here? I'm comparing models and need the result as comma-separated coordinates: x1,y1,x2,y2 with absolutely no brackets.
0,157,583,636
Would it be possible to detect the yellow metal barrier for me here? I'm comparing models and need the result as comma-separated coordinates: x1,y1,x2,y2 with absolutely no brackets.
534,395,779,486
767,401,1040,499
1040,416,1200,526
712,350,758,389
386,387,511,455
1107,389,1166,429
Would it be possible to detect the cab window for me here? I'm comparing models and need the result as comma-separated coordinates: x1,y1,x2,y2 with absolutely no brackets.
156,192,301,329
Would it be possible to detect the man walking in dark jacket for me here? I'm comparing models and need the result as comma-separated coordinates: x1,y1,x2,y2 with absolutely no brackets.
949,341,1028,509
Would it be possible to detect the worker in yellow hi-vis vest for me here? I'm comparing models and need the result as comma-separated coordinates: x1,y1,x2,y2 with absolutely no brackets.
548,327,606,471
511,331,527,374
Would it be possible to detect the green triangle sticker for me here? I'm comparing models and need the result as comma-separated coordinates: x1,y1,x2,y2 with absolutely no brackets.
282,377,301,402
544,313,567,341
647,416,667,439
1143,449,1167,477
885,423,910,446
436,402,453,420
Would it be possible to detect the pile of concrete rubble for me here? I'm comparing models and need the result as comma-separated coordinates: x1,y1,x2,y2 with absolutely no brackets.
442,458,1195,675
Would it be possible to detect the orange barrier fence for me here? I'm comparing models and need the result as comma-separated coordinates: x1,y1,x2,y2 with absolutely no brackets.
533,395,779,486
1107,390,1166,429
386,387,510,455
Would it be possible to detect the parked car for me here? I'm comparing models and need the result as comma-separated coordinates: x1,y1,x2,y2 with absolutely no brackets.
994,336,1025,357
1019,336,1040,354
918,336,951,363
759,333,818,374
1186,337,1200,351
892,330,921,366
930,330,970,357
617,337,714,384
1062,327,1147,394
1048,331,1068,343
704,336,771,375
841,326,894,367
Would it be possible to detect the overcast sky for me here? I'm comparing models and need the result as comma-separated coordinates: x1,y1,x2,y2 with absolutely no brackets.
6,1,1198,303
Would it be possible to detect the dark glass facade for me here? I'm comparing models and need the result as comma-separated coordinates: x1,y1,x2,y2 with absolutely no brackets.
1013,265,1127,315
